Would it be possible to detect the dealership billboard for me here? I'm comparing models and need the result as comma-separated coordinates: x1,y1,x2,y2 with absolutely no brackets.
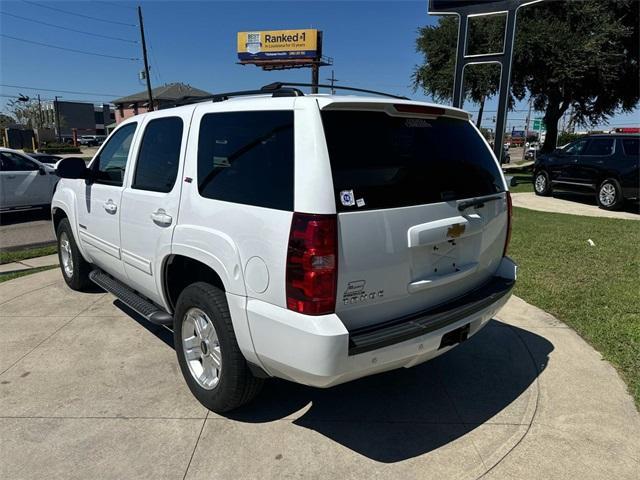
237,29,319,61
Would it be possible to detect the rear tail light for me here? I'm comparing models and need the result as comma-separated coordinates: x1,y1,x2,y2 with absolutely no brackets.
503,192,513,257
286,213,337,315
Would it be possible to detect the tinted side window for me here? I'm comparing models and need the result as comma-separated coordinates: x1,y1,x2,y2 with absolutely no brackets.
583,139,614,156
133,117,183,192
321,111,504,211
93,123,137,186
0,152,39,171
621,138,639,156
564,139,588,155
197,111,294,211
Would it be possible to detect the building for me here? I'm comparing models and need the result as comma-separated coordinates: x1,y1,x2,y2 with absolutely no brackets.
41,101,115,140
112,83,212,124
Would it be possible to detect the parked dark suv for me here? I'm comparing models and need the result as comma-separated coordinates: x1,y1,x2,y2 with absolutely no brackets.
533,134,639,210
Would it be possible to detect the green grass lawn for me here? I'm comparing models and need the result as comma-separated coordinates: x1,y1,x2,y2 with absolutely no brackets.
0,245,58,265
509,207,640,406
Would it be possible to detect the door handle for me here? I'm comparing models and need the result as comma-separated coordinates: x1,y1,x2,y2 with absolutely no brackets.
150,208,172,227
103,200,117,214
7,175,16,179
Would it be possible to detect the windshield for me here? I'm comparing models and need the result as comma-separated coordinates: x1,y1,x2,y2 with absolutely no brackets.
321,110,505,212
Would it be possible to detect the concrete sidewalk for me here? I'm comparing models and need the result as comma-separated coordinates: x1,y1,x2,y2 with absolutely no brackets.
0,254,59,274
0,269,638,479
511,192,640,220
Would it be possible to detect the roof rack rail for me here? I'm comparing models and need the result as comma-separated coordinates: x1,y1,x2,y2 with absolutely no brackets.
262,82,409,100
172,85,304,107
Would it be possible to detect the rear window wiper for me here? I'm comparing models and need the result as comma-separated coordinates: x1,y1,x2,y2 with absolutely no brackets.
457,193,504,212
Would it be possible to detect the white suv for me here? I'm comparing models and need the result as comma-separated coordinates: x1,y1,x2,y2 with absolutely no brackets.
52,83,516,412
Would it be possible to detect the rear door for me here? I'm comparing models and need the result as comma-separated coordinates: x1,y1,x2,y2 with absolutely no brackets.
320,106,509,330
119,113,189,305
570,137,615,187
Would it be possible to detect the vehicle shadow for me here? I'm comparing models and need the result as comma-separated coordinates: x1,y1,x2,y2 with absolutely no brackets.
122,307,553,463
551,190,640,215
0,207,51,227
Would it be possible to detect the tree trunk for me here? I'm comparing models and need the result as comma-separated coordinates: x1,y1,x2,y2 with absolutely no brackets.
542,100,571,153
542,113,560,153
475,95,485,128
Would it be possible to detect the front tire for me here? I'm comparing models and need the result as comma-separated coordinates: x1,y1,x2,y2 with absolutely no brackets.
174,282,263,413
534,170,552,196
597,178,623,210
56,218,92,290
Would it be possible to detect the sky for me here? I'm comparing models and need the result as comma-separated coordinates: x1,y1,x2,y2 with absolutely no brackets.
1,0,638,133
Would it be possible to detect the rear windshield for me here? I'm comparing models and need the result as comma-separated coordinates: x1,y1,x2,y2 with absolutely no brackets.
321,110,504,212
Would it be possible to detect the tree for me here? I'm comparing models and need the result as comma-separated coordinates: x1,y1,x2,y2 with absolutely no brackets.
0,113,17,129
414,15,504,127
512,0,638,152
5,98,49,129
414,0,639,152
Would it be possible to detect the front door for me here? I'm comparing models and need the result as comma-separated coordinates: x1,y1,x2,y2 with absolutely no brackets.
119,114,189,305
77,122,139,281
554,138,588,183
0,151,51,208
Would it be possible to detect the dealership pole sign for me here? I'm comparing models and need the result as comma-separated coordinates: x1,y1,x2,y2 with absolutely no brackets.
428,0,544,162
237,29,319,62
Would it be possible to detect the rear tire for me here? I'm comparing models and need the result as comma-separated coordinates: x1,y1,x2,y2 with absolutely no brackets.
56,218,92,291
597,178,623,210
174,282,263,413
534,170,552,196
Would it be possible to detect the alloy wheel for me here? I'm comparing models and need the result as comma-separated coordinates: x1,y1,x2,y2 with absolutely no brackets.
59,232,74,278
599,183,616,207
181,307,222,390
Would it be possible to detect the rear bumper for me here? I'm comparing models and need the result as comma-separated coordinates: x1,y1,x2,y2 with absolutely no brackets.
247,257,517,388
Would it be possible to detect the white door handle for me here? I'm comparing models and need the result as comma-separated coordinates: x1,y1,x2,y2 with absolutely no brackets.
150,209,172,226
103,200,117,214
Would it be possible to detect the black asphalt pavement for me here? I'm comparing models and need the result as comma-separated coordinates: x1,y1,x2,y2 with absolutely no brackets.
0,209,56,251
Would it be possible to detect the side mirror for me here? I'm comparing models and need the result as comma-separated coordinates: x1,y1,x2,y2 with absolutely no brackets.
56,157,89,179
38,166,46,175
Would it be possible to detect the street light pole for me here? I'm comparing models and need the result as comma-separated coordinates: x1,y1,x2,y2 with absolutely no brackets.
54,96,62,142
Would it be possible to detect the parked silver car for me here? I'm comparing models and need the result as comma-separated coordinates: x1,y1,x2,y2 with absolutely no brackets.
0,148,58,211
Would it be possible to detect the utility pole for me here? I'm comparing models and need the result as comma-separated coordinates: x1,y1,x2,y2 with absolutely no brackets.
137,5,154,111
54,96,62,142
37,94,43,129
326,70,339,94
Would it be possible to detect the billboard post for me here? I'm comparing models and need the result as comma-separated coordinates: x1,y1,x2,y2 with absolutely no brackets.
428,0,543,162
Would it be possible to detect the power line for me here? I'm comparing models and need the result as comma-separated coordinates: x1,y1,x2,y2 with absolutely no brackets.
1,34,139,61
0,84,124,97
23,1,137,27
1,93,115,104
1,12,137,44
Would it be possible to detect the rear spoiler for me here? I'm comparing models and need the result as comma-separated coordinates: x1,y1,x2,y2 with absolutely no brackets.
319,100,470,121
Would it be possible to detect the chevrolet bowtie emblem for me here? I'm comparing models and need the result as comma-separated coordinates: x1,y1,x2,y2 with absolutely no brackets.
447,223,466,238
